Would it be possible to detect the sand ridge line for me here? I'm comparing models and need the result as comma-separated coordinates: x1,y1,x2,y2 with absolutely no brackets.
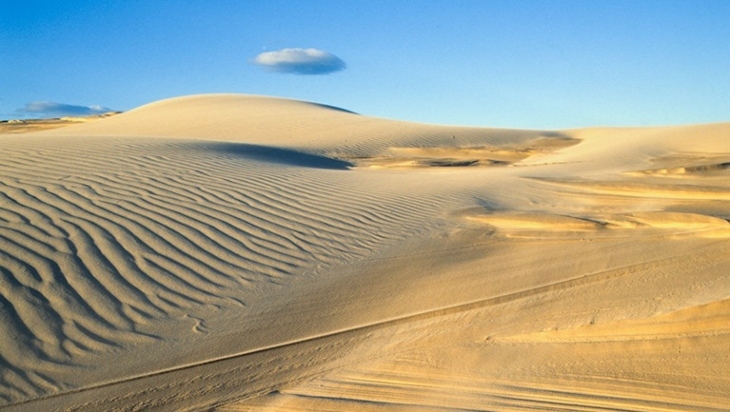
527,177,730,199
340,135,579,169
38,94,571,160
464,210,730,239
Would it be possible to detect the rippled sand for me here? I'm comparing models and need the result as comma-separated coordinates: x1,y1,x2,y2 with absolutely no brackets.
1,95,728,411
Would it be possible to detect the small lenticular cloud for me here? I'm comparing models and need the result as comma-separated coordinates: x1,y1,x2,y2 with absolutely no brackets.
16,101,113,117
253,48,346,75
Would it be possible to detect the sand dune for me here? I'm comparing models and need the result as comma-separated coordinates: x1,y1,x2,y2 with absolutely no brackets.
0,94,728,411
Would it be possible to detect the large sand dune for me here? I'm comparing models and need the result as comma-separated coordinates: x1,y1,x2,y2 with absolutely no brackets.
1,94,728,411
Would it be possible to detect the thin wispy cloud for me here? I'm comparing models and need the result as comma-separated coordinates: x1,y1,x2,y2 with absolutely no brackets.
16,101,113,117
253,48,346,75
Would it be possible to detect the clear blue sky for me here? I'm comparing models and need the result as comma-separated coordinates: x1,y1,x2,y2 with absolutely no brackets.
2,0,729,128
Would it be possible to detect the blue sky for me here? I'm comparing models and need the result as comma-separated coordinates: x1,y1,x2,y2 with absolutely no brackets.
2,0,729,128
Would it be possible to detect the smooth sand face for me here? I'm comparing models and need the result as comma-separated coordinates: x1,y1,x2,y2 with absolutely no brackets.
1,94,728,411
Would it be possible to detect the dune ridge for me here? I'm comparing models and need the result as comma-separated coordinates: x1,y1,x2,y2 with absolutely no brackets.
1,94,728,410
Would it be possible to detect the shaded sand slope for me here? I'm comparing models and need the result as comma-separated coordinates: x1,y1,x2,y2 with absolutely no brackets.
0,94,728,411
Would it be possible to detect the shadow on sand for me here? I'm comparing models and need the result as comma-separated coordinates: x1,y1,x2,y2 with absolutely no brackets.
204,143,352,170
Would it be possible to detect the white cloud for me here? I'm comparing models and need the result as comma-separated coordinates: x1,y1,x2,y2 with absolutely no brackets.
16,101,113,117
253,48,346,75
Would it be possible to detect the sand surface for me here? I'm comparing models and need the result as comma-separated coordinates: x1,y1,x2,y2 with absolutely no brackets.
1,94,728,411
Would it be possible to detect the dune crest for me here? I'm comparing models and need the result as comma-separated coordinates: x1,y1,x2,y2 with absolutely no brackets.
1,94,729,410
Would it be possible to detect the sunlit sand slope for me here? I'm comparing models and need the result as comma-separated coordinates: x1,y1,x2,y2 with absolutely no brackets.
0,94,728,411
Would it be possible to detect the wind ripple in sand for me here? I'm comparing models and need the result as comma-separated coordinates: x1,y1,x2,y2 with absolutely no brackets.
0,135,438,403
